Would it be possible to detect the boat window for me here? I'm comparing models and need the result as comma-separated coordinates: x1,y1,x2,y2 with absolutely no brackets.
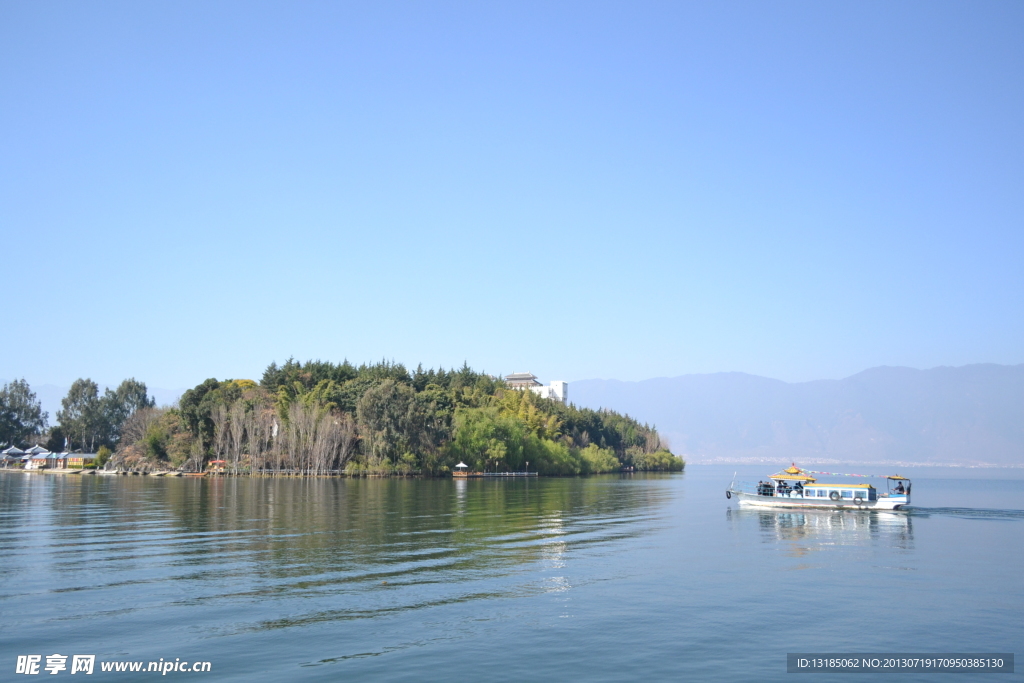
841,490,853,499
817,489,827,497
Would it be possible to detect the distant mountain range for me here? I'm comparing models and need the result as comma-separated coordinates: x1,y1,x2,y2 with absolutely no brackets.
570,364,1024,467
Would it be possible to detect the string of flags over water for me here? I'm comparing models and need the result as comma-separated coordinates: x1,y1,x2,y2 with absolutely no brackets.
773,464,909,480
805,470,908,479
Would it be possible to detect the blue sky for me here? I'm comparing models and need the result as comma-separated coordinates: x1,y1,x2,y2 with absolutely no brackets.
2,1,1022,390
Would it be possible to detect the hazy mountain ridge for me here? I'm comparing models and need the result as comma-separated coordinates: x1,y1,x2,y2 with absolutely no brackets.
570,364,1024,466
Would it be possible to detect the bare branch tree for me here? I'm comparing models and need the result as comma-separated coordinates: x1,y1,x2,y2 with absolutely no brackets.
118,407,165,450
228,401,246,474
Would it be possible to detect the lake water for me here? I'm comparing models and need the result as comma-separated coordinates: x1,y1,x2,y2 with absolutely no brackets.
2,466,1022,681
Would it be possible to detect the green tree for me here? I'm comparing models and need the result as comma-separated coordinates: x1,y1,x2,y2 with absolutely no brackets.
57,379,104,452
45,426,66,453
356,379,429,469
447,407,530,472
178,378,222,451
630,448,685,471
101,378,155,445
578,444,620,474
0,379,48,448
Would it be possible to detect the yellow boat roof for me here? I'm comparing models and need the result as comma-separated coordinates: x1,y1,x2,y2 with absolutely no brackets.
887,475,910,480
770,464,815,481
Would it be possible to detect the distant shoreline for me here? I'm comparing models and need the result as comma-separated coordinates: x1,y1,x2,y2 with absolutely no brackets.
1,468,682,479
686,459,1024,469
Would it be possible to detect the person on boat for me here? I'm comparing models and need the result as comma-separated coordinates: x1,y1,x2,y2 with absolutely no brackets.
794,481,804,496
894,482,905,494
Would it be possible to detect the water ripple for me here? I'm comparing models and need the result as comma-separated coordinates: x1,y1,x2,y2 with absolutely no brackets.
906,506,1024,520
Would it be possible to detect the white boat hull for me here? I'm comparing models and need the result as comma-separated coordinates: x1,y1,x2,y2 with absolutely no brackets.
728,490,909,511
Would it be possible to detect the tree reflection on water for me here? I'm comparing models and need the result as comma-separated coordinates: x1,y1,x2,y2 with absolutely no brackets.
0,472,673,636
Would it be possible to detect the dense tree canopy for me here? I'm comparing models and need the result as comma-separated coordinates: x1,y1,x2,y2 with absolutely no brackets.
114,358,683,475
57,379,103,452
0,379,48,448
56,378,156,452
102,378,155,444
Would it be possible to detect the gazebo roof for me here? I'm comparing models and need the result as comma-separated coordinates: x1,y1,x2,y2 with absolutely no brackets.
455,462,468,469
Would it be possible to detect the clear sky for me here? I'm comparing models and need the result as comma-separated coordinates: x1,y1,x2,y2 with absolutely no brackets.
2,1,1022,391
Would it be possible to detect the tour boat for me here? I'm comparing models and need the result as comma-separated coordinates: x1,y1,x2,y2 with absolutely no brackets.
726,464,912,511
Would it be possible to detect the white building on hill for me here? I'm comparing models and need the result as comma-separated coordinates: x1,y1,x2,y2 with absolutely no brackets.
504,373,568,404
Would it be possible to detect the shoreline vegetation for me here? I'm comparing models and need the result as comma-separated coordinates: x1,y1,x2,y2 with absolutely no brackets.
1,360,684,477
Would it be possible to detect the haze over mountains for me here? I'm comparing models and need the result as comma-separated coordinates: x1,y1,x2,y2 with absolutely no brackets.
571,364,1024,467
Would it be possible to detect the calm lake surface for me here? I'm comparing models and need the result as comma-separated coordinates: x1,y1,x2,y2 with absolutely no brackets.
2,466,1022,681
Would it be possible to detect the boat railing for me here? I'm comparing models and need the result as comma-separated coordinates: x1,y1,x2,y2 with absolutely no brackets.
730,480,819,498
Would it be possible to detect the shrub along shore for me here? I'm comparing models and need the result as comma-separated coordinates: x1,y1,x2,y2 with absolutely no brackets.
4,360,684,477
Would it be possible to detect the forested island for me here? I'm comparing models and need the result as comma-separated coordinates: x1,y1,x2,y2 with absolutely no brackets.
1,360,683,476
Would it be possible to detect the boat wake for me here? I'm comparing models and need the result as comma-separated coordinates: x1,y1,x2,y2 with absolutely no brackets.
906,507,1024,521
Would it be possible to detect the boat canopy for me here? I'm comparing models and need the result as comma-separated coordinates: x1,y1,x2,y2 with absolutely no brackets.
887,475,910,480
769,464,816,482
